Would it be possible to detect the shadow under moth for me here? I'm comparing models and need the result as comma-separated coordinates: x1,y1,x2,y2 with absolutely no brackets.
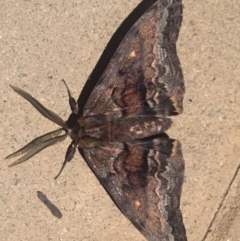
6,0,187,240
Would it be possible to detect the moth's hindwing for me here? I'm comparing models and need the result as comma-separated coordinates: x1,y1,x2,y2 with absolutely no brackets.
82,136,186,241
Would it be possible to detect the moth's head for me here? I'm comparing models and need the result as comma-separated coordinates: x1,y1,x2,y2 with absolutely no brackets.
5,80,80,179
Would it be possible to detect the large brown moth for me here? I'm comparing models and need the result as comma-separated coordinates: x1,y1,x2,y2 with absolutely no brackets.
6,0,187,240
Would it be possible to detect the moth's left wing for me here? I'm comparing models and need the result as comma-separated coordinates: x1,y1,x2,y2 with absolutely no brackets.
83,0,184,118
82,138,187,241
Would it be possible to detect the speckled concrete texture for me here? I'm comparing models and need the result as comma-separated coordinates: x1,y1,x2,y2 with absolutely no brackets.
1,1,240,241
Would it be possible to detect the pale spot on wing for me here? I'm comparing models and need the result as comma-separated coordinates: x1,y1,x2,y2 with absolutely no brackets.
130,51,136,57
135,200,141,207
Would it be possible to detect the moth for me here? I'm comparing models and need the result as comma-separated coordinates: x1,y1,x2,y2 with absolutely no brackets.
6,0,187,240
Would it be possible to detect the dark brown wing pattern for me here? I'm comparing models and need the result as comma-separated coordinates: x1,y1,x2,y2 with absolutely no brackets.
81,0,187,240
83,0,184,118
82,136,186,241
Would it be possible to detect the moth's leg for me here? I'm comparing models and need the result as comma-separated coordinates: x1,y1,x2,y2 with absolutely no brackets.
54,141,76,179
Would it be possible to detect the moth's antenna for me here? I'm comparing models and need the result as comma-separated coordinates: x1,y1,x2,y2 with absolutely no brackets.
10,85,67,130
6,129,67,167
62,79,79,115
6,86,69,170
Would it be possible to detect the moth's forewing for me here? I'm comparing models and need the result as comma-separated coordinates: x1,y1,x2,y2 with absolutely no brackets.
83,0,184,118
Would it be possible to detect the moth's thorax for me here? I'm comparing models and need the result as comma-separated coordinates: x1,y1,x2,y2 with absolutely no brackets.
69,115,107,148
72,115,172,148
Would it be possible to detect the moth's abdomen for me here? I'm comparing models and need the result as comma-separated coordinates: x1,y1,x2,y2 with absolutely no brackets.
111,116,172,142
76,115,171,147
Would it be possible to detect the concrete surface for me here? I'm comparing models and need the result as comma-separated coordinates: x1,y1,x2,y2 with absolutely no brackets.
1,0,240,241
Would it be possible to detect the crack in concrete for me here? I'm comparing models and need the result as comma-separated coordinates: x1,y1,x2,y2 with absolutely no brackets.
201,160,240,241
